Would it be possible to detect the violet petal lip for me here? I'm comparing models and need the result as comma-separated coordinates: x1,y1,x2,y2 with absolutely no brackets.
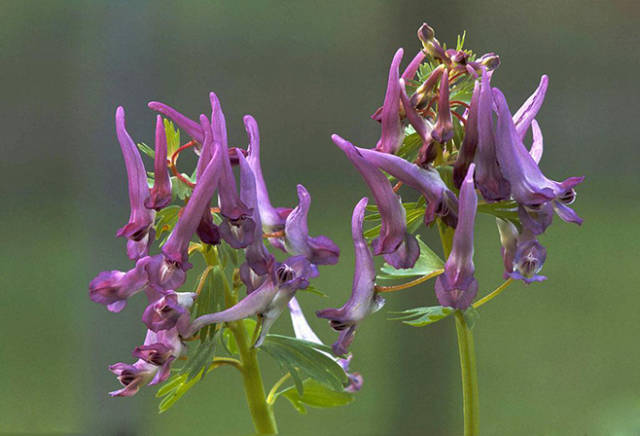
316,197,383,355
435,164,478,310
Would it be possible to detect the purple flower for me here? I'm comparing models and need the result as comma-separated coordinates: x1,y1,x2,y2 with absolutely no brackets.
375,48,404,154
398,78,432,155
473,69,511,202
208,93,255,248
284,185,340,266
512,75,548,140
434,164,478,309
147,101,204,144
316,198,383,355
288,297,363,392
194,114,221,245
496,218,547,283
332,134,419,269
244,115,292,235
142,291,196,335
453,81,480,189
188,256,314,346
354,145,458,228
108,360,157,397
132,328,183,385
114,107,156,260
89,254,187,313
145,115,172,211
237,152,274,277
493,87,584,234
401,50,426,82
431,69,453,143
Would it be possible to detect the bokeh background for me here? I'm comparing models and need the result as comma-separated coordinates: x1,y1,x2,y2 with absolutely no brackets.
1,1,639,435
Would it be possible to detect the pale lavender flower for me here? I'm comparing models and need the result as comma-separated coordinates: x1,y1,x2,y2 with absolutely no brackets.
108,360,157,397
317,198,383,355
132,328,183,386
496,218,547,283
434,164,478,309
141,291,196,335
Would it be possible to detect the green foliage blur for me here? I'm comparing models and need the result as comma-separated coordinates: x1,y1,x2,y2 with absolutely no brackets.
1,1,638,434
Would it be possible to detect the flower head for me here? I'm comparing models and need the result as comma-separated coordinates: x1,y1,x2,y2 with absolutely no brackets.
434,164,478,309
317,198,383,355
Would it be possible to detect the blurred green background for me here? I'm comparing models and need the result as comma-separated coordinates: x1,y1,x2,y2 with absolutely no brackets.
1,1,639,435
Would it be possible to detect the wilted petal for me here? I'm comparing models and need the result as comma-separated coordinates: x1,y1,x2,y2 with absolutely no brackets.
333,134,417,268
284,185,340,265
375,49,405,154
114,107,156,254
435,164,478,309
145,115,173,210
317,198,383,355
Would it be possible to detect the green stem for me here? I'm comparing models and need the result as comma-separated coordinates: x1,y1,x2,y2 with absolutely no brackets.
454,311,479,436
229,319,278,434
437,219,479,436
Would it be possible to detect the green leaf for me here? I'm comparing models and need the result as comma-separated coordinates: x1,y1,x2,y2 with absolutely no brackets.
260,334,347,394
222,319,257,355
137,142,155,159
157,373,202,413
389,305,454,327
298,285,328,298
171,175,193,201
154,205,181,241
377,236,444,280
163,119,181,156
394,132,423,163
181,335,217,381
477,200,520,223
279,379,355,414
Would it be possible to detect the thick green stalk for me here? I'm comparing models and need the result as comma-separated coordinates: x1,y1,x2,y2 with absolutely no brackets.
437,220,479,436
454,311,479,436
229,319,278,434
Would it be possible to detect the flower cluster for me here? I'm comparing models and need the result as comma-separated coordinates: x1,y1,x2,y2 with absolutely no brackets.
318,23,583,352
89,94,345,397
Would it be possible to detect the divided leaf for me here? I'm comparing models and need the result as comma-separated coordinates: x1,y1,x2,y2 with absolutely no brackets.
389,305,454,327
278,379,355,414
377,236,444,280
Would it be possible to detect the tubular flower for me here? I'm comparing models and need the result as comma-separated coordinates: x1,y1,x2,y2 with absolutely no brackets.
512,75,549,140
333,134,419,269
375,48,405,154
132,328,183,386
496,218,547,283
398,78,432,154
114,107,156,260
209,93,255,248
317,198,383,356
473,68,511,202
108,360,157,397
188,256,314,346
354,145,458,228
195,114,221,245
284,185,340,266
244,115,292,235
141,291,196,335
401,50,427,82
434,164,478,309
431,69,454,144
145,115,172,211
288,297,363,392
237,152,274,276
493,88,584,234
147,101,204,144
452,81,480,189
